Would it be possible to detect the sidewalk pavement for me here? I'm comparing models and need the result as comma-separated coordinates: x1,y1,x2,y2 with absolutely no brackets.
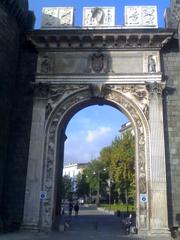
0,205,173,240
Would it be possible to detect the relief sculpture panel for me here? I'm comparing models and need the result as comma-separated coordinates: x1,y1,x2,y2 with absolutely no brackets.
36,51,160,75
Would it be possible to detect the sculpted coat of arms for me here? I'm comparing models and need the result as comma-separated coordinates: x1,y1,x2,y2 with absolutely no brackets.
87,53,109,73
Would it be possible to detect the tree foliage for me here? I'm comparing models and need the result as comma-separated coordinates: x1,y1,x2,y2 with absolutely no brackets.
76,173,89,197
61,175,73,200
75,131,135,204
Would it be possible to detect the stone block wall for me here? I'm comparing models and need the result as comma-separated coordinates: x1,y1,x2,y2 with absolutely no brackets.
162,39,180,228
0,0,35,231
0,5,20,227
165,0,180,28
2,41,37,229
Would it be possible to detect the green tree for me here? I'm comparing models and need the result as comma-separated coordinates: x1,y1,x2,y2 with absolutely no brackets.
83,159,108,205
75,131,135,206
61,175,73,200
76,172,89,198
110,132,135,205
97,132,135,205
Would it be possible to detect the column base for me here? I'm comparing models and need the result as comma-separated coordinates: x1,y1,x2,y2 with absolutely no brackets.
20,223,40,232
149,228,172,239
0,217,3,232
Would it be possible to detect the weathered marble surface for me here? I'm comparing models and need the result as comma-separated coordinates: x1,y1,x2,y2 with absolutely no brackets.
125,6,158,28
83,7,115,27
37,51,160,75
41,7,74,28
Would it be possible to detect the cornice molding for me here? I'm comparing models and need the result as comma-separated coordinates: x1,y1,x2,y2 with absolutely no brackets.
35,73,162,85
27,28,174,50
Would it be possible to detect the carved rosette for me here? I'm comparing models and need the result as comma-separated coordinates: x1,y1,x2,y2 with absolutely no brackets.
41,84,149,230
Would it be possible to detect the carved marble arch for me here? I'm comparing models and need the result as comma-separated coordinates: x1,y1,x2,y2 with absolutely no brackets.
40,84,150,231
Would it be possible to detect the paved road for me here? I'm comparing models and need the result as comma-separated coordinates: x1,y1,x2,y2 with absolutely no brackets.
0,205,143,240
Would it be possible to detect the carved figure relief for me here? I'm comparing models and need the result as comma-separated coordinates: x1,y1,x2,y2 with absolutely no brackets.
83,7,115,26
92,8,105,25
41,55,50,73
148,55,156,73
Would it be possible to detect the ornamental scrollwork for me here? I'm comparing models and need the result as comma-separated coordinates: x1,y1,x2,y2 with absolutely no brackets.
44,85,88,119
107,85,149,119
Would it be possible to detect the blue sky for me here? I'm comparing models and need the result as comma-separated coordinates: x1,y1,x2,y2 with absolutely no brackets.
28,0,170,165
29,0,169,28
64,106,128,164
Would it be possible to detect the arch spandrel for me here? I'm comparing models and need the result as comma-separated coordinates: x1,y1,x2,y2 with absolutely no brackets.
40,83,150,230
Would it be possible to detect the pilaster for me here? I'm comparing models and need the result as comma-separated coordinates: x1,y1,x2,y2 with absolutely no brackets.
21,97,46,231
147,82,171,238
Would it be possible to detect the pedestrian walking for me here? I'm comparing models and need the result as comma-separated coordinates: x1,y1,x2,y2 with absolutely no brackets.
74,201,79,216
68,201,73,216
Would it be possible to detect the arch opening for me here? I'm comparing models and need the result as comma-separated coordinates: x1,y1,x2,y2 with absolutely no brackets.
60,104,135,225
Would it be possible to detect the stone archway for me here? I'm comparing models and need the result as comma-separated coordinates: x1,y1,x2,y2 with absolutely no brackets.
22,27,173,238
22,81,170,238
41,84,150,233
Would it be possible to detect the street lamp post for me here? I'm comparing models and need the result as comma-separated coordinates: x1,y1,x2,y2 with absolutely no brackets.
124,164,129,214
107,178,111,209
95,171,100,206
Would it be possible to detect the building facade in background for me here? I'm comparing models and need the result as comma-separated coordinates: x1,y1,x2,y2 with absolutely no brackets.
119,122,135,137
63,163,88,191
63,163,88,178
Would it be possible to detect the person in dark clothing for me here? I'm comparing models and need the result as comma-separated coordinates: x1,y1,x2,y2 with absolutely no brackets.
74,202,79,216
68,202,73,216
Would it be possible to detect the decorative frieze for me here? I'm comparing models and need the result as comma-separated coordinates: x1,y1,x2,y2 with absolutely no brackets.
83,7,115,27
41,7,74,28
125,6,158,28
27,29,173,50
36,51,162,75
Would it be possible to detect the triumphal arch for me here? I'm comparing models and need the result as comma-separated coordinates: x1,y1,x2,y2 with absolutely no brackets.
18,4,176,239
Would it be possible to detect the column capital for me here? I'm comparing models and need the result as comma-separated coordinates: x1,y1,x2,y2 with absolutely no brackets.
146,81,165,98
